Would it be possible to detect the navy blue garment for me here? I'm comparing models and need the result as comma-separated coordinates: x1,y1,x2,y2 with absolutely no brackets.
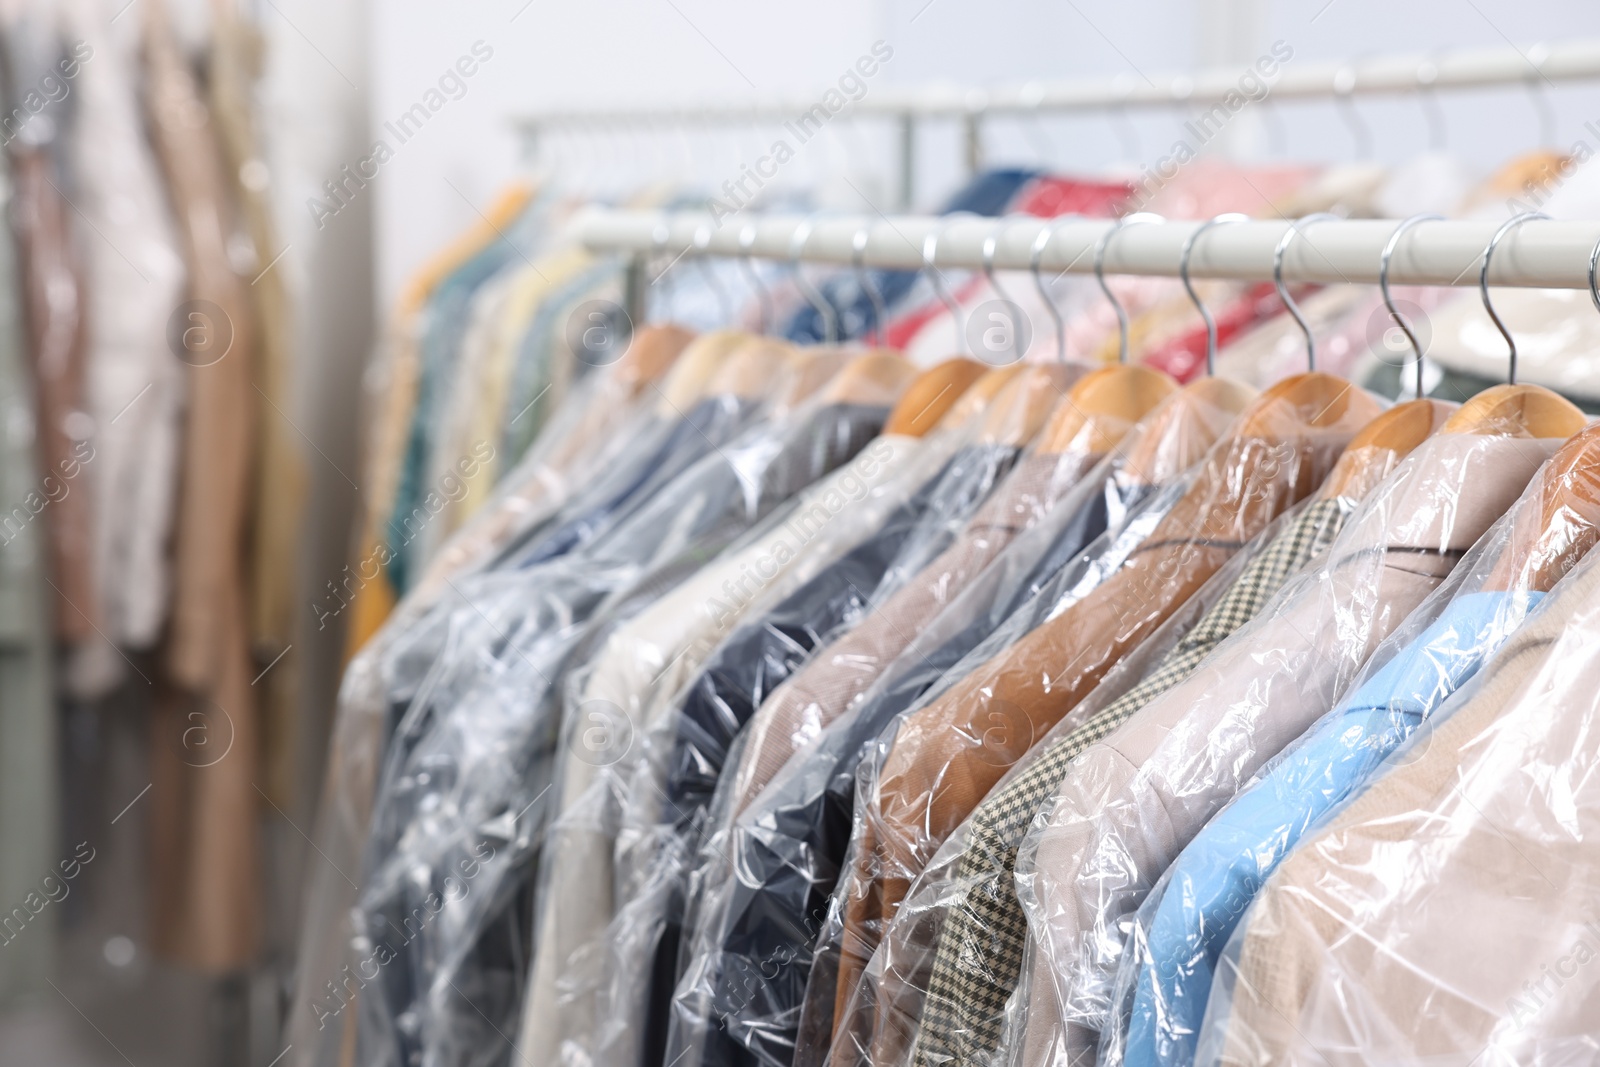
664,474,1159,1067
622,445,1020,1065
782,169,1038,344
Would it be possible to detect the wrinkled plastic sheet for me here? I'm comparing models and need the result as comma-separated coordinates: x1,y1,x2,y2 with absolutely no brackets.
810,390,1373,1067
1107,423,1600,1067
1007,429,1566,1067
325,385,891,1067
662,385,1248,1067
1199,542,1600,1066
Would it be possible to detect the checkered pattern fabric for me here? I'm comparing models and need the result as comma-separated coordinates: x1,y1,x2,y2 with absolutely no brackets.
909,497,1352,1067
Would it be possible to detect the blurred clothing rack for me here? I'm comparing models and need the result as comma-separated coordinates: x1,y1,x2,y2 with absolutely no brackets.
570,210,1600,324
519,37,1600,207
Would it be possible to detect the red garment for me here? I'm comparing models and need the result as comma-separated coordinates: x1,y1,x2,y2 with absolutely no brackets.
883,176,1131,350
1142,283,1320,382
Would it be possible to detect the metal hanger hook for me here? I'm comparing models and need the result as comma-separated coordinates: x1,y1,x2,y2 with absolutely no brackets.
923,213,972,355
1095,212,1164,364
738,222,774,336
791,215,838,345
1179,213,1249,377
1481,211,1549,385
1030,215,1081,363
1379,213,1443,399
851,222,887,347
693,223,733,326
981,215,1027,363
1587,227,1600,321
1273,213,1340,372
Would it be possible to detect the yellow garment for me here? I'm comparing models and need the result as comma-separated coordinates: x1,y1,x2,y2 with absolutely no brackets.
344,183,535,659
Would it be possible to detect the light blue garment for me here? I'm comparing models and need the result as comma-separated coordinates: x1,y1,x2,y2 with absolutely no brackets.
1120,589,1537,1067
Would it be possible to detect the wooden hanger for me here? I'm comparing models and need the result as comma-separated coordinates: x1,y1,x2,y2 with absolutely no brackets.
818,348,919,408
1232,371,1379,437
616,324,695,391
937,365,1026,428
704,336,799,400
1483,421,1600,593
1119,375,1258,484
975,364,1084,447
1439,382,1586,438
1039,365,1178,455
883,357,988,436
780,347,858,406
1316,398,1455,501
654,329,752,411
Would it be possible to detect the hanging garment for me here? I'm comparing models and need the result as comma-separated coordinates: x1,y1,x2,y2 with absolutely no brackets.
519,359,934,1067
0,137,58,1004
818,376,1378,1066
1113,421,1600,1067
64,0,186,670
1009,409,1581,1067
344,182,537,654
840,497,1314,1067
1199,546,1600,1067
8,85,94,646
595,366,1081,1067
351,359,905,1067
141,0,263,971
664,384,1247,1067
284,325,692,1067
899,403,1452,1067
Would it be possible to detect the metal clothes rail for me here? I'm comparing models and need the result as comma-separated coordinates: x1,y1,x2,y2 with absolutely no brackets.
519,38,1600,207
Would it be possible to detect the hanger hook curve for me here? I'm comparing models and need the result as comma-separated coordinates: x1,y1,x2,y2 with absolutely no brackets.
852,222,887,346
1273,212,1340,371
1030,215,1081,363
1481,211,1548,385
1095,212,1164,364
1380,213,1443,399
1179,213,1248,377
791,215,837,345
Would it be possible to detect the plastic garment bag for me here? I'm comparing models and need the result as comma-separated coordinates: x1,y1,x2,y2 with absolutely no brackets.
593,432,1031,1067
287,345,764,1065
837,498,1318,1067
1008,429,1566,1067
520,415,967,1067
892,447,1397,1067
814,381,1378,1067
1198,545,1600,1067
1111,424,1600,1067
664,386,1248,1067
339,380,893,1067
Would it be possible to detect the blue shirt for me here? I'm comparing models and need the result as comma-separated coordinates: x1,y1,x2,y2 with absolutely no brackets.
1121,589,1537,1067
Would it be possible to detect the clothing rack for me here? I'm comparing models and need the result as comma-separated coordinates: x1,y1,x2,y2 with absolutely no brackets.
520,38,1600,207
571,210,1600,325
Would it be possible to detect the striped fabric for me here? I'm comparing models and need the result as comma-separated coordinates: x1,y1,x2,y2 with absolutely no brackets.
909,497,1352,1067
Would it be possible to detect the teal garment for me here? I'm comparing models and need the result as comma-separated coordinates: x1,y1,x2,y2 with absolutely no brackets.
385,196,553,594
1119,589,1534,1067
0,152,59,1002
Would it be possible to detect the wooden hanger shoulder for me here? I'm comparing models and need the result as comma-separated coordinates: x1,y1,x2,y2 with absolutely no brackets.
883,357,987,437
1484,422,1600,592
1040,365,1177,455
616,324,695,392
1235,371,1381,437
1316,398,1455,501
976,364,1084,447
655,329,751,410
819,349,918,407
1119,375,1257,485
1440,383,1587,438
780,347,856,406
705,337,797,400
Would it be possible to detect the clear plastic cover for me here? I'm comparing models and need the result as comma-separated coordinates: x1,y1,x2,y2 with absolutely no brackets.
810,381,1378,1067
519,410,974,1067
288,359,878,1067
661,384,1250,1067
1103,420,1600,1067
833,499,1316,1067
1197,538,1600,1067
874,418,1441,1067
512,364,921,1067
1008,427,1567,1067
